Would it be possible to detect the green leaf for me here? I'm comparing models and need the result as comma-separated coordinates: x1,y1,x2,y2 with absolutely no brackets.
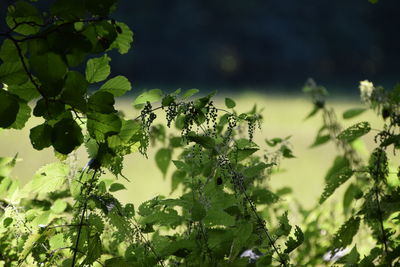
337,121,371,142
0,89,19,128
6,1,43,35
7,81,39,102
109,22,134,54
109,183,126,192
100,75,132,97
310,134,330,148
243,162,270,177
186,134,215,149
88,91,116,114
284,226,304,253
49,233,67,250
155,148,172,176
181,88,199,99
192,201,206,221
342,108,367,119
30,123,52,150
118,119,141,143
84,234,102,265
132,89,163,105
3,217,13,227
51,199,67,214
0,61,27,85
60,71,88,111
51,118,83,154
50,0,86,19
87,112,121,142
276,211,292,237
332,217,360,249
343,183,363,215
225,98,236,108
10,99,31,129
25,162,69,195
252,189,279,204
337,245,360,265
0,39,26,62
85,55,111,83
29,52,67,94
320,169,353,204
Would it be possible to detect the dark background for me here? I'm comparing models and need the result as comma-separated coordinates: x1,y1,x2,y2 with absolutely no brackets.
1,0,399,92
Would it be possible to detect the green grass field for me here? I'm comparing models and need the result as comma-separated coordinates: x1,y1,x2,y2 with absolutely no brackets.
0,93,382,209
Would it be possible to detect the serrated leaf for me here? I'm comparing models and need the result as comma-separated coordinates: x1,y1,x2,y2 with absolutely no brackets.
276,211,292,237
181,88,199,99
51,118,83,154
6,1,43,35
332,217,360,249
155,148,172,176
49,233,66,250
342,108,367,119
25,162,69,195
109,22,133,54
85,54,111,83
0,89,19,128
225,97,236,108
284,226,304,253
320,168,353,204
109,183,126,192
132,89,162,105
337,121,371,142
60,71,88,111
51,199,67,213
100,75,132,97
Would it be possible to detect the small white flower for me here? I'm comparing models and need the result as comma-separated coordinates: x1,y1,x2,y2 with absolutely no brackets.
323,248,349,262
359,80,374,103
240,249,261,263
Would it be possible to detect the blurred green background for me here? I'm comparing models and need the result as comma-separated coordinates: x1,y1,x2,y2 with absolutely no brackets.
0,93,383,209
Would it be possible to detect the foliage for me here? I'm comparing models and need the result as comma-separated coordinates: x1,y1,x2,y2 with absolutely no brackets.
0,0,398,267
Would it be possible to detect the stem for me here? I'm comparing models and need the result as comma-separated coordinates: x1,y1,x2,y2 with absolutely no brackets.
71,170,97,267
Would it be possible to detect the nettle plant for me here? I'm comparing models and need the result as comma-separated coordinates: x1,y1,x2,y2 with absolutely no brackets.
0,1,303,266
296,79,400,266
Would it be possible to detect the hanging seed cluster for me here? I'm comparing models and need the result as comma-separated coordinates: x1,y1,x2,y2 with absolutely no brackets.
205,101,218,136
182,102,196,139
165,101,178,128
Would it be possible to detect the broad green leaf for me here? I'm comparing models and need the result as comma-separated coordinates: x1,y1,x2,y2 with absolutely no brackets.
51,199,67,214
276,211,292,237
100,75,132,97
30,123,52,150
49,233,67,250
204,208,235,227
243,162,271,177
332,217,360,249
155,148,172,176
88,91,116,114
7,81,39,102
109,183,126,192
6,1,43,35
284,226,304,253
51,118,83,154
60,71,88,111
186,134,215,149
109,22,134,54
181,88,199,99
325,156,350,182
118,119,141,143
0,89,19,128
252,189,279,204
29,52,67,94
171,170,186,193
87,112,122,141
3,217,13,227
337,122,371,142
85,55,111,83
0,39,26,62
225,98,236,108
9,99,31,129
84,234,102,265
0,61,27,85
132,89,162,105
25,162,69,195
342,108,367,119
191,201,206,221
343,183,363,215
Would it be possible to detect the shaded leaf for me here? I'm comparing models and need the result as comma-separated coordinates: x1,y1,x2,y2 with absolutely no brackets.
30,123,52,150
0,89,19,128
181,88,199,99
109,22,134,54
51,118,83,154
225,98,236,108
284,226,304,253
109,183,126,192
132,89,162,105
155,148,172,176
337,121,371,142
332,217,360,249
